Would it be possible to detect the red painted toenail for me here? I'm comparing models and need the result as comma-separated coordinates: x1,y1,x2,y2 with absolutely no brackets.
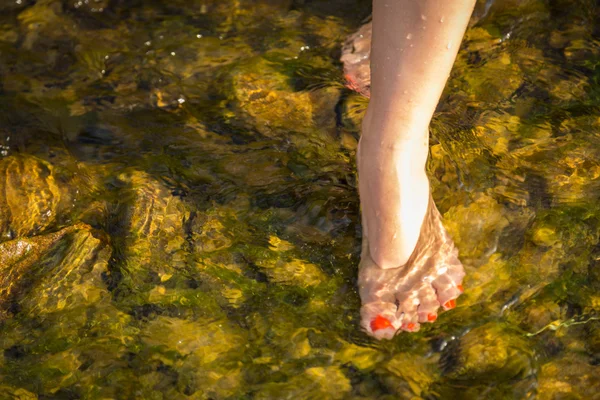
427,313,437,322
457,284,464,292
401,322,417,331
444,299,456,309
370,315,392,331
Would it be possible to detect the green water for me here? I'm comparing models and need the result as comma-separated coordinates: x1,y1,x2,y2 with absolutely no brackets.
0,0,599,398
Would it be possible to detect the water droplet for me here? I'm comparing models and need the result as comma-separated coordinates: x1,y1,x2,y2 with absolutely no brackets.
196,34,203,38
171,51,176,56
410,44,414,48
447,42,452,50
406,33,413,40
421,14,427,20
439,16,445,23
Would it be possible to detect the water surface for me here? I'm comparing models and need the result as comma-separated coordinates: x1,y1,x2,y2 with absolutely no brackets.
0,0,599,398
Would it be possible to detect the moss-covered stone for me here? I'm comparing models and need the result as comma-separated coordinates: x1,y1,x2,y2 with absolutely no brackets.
14,226,110,318
246,233,328,288
450,27,524,105
0,223,107,318
223,56,314,137
335,341,384,371
441,323,534,382
140,316,247,398
381,353,437,398
443,193,510,262
254,366,351,400
0,386,37,399
538,354,600,400
0,155,70,240
108,170,190,302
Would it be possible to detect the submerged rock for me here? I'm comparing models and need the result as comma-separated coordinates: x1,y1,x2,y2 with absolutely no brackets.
15,225,109,318
0,386,37,400
0,223,108,318
223,56,313,138
254,365,351,400
443,194,510,262
0,222,138,397
249,234,328,288
381,353,437,398
108,170,190,301
0,155,70,240
221,56,339,140
441,323,534,382
537,354,600,400
452,28,525,105
190,211,234,253
140,316,247,398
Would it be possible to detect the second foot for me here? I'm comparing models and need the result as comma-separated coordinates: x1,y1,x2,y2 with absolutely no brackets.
358,196,465,340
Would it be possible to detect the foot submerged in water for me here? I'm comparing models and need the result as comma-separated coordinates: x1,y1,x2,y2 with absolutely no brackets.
358,194,464,340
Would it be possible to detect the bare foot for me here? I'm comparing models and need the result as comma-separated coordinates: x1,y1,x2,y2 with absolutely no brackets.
358,195,464,339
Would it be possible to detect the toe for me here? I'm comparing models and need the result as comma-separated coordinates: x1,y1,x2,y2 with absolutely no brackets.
442,298,457,310
395,291,424,332
360,301,401,339
431,257,464,307
400,320,420,332
396,305,420,333
414,282,440,323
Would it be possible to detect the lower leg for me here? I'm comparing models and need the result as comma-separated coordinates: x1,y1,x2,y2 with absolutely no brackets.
360,0,476,269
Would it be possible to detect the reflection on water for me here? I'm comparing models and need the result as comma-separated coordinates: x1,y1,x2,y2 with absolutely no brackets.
0,0,599,398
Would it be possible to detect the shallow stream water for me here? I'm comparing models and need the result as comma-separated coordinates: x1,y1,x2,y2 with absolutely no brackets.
0,0,599,399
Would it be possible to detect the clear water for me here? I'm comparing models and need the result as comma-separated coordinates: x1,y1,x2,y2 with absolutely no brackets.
0,0,599,398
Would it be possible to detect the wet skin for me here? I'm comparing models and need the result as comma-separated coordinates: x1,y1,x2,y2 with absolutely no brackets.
344,0,476,338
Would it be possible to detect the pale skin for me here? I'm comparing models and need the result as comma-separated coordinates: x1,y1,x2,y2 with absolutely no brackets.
357,0,476,339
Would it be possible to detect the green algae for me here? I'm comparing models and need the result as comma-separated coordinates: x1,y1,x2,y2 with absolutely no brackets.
0,0,599,398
